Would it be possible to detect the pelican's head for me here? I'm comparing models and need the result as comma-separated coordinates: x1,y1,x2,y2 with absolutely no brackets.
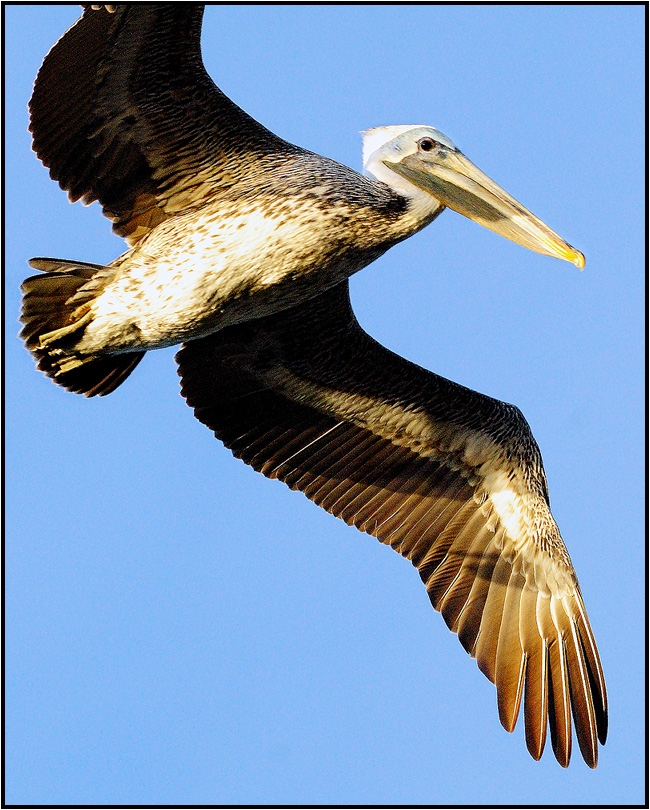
362,125,584,268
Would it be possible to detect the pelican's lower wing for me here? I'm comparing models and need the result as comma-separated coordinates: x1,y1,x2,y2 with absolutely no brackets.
176,280,607,767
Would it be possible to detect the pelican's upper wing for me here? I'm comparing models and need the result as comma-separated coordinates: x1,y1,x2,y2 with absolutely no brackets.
29,4,294,244
176,281,607,767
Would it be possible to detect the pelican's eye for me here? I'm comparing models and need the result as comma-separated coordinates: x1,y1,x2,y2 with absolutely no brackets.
418,138,437,152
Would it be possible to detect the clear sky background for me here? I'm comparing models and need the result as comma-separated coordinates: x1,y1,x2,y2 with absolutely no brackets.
5,4,645,806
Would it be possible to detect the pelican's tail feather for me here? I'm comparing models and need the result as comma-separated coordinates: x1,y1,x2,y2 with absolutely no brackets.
20,258,144,397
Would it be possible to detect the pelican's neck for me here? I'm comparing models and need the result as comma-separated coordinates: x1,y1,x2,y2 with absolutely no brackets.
364,147,445,235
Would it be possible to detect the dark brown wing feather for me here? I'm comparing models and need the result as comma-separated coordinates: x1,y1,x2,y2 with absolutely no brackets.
29,5,295,243
176,281,607,767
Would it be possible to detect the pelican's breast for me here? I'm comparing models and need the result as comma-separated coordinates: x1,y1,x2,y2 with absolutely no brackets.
78,176,400,353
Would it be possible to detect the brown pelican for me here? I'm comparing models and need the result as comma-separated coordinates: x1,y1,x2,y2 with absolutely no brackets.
20,5,606,767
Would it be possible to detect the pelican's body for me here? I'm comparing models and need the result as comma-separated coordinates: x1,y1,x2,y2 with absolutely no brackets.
71,156,437,354
20,4,606,768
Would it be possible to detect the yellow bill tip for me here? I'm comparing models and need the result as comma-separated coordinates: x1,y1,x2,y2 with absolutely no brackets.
571,248,586,270
552,240,585,270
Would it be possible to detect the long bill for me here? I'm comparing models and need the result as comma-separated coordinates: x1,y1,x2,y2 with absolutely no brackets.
389,150,585,268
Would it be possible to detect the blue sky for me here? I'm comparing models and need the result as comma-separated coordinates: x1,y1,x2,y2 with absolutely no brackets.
5,4,645,805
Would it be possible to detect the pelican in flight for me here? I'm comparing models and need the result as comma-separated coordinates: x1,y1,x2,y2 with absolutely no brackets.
20,5,606,767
